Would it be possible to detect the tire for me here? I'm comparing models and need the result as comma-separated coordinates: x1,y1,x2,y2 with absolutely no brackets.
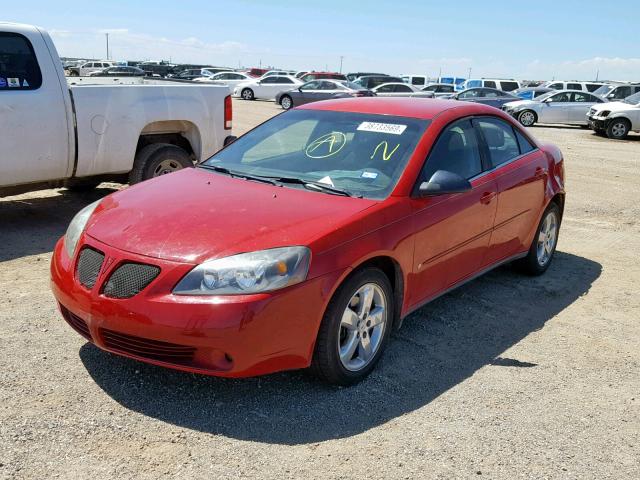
241,88,255,100
280,95,293,110
606,118,630,140
515,203,561,276
311,268,394,385
518,110,537,127
128,143,193,184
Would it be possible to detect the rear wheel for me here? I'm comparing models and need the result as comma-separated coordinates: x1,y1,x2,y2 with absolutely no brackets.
241,88,255,100
606,119,630,140
280,95,293,110
311,268,393,385
515,203,561,276
129,143,193,184
518,110,537,127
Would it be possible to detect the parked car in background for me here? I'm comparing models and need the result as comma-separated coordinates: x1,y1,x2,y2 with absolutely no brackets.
196,71,252,88
275,80,373,110
201,67,234,76
451,87,519,108
51,97,565,385
587,91,640,139
513,87,554,100
301,71,347,82
462,78,520,92
171,69,212,80
261,70,296,78
88,66,146,77
540,80,605,93
401,74,428,88
371,83,433,98
68,61,115,76
138,61,176,77
353,75,403,89
503,90,606,127
245,67,269,77
294,71,308,78
346,72,387,82
421,83,456,97
593,83,640,102
438,76,466,91
233,75,303,100
0,23,232,197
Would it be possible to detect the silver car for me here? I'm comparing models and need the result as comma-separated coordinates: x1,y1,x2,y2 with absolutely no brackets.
502,90,607,127
370,83,433,98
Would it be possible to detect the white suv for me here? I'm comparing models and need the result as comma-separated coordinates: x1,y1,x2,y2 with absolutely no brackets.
541,80,605,93
77,61,115,76
587,91,640,139
461,78,521,92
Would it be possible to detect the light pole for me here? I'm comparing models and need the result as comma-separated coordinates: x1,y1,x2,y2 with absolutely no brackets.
339,55,344,73
105,33,109,60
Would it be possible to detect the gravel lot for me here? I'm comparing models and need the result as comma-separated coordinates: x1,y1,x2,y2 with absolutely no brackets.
1,99,639,479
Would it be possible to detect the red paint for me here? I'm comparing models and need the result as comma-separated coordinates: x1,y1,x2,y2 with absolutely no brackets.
51,98,564,377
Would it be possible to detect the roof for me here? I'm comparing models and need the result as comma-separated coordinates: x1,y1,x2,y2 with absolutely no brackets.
298,97,492,120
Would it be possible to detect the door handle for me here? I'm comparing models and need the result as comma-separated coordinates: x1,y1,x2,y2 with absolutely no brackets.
480,192,496,204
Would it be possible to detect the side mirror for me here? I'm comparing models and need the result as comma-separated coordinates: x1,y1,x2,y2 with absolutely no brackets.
418,170,472,196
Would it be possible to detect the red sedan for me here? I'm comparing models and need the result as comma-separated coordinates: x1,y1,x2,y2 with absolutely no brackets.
51,98,565,385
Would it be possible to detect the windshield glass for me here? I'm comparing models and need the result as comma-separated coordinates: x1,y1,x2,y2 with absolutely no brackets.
201,110,428,199
593,85,614,96
624,92,640,104
535,91,556,102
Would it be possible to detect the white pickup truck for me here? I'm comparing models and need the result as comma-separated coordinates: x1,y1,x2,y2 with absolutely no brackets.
0,23,233,196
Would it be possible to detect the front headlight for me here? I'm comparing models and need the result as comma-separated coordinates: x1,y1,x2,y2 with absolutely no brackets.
600,110,611,118
64,200,101,258
173,246,311,295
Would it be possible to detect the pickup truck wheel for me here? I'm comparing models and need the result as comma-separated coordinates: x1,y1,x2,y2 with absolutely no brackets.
606,119,630,140
129,143,193,184
518,110,537,127
241,88,255,100
280,95,293,110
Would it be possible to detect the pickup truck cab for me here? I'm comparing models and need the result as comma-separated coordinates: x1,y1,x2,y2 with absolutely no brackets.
587,91,640,139
0,23,232,197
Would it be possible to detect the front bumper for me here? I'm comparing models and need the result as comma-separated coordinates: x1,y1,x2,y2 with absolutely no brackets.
587,115,608,130
50,235,344,377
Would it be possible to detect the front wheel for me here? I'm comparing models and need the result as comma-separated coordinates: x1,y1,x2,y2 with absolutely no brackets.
606,119,630,140
515,203,561,276
241,88,255,100
518,110,537,127
311,268,393,385
280,95,293,110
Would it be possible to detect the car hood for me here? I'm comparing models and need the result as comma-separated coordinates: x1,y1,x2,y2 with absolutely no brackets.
591,101,638,112
85,168,377,264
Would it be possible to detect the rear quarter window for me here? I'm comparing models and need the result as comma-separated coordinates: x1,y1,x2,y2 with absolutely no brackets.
0,32,42,90
500,81,519,91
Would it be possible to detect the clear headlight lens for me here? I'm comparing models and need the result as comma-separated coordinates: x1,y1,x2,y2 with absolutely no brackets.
64,200,101,258
173,246,311,295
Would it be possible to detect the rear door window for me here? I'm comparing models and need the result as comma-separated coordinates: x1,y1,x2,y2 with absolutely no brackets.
500,81,519,91
484,80,496,88
567,83,582,90
0,33,42,90
585,84,602,92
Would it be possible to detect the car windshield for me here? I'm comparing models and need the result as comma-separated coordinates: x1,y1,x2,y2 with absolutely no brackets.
623,92,640,105
535,91,556,102
593,85,614,96
201,110,429,199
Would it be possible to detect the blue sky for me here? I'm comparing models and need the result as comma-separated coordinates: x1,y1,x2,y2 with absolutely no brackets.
4,0,640,80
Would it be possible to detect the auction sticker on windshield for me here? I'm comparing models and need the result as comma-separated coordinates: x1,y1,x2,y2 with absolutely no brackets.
357,122,407,135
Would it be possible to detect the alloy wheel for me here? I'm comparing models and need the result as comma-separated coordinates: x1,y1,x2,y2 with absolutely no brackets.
536,210,558,266
153,159,183,176
338,283,388,371
519,111,535,126
610,122,628,138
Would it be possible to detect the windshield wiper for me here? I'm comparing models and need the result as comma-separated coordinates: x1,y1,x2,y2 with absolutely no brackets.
260,176,358,197
198,164,277,185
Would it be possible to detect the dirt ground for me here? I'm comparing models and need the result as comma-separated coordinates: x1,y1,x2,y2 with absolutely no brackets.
1,99,639,479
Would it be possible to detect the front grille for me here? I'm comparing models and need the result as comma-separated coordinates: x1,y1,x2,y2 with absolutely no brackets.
103,263,160,299
60,305,92,341
100,328,196,364
76,247,105,289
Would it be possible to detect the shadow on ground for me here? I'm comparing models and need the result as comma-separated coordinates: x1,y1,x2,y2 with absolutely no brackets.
0,186,118,262
79,251,601,445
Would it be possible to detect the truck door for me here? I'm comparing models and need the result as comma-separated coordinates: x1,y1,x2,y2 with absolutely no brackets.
0,29,71,187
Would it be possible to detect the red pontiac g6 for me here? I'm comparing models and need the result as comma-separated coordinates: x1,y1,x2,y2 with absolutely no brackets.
51,98,565,385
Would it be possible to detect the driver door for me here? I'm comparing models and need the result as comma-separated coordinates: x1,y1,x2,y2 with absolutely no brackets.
410,119,498,305
297,81,322,105
541,92,570,123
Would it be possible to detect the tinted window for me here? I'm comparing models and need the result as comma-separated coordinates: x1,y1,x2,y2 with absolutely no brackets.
204,110,428,200
376,84,395,93
548,92,571,102
567,83,582,90
514,129,535,154
483,89,499,98
533,90,548,98
411,77,425,86
500,81,519,91
0,33,42,90
423,85,437,91
484,81,496,88
439,85,454,93
318,81,338,90
276,77,294,84
394,84,413,92
459,89,480,99
260,77,277,84
422,119,482,180
300,81,320,90
586,84,602,92
549,83,563,89
476,118,520,168
611,86,631,99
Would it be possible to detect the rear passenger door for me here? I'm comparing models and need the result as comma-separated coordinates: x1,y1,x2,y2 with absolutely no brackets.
567,92,600,123
474,117,546,265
